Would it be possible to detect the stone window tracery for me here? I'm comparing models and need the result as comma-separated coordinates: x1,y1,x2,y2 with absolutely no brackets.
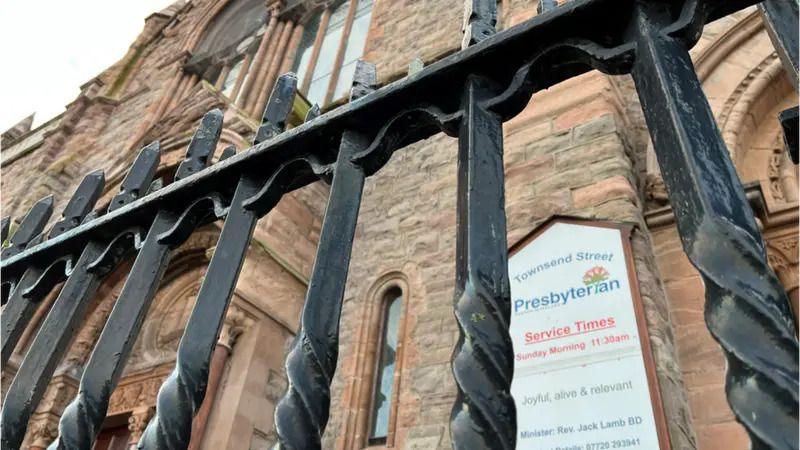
182,0,374,120
188,0,270,103
292,0,374,106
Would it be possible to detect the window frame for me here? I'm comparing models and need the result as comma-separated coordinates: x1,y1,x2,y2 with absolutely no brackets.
296,0,374,106
366,286,403,445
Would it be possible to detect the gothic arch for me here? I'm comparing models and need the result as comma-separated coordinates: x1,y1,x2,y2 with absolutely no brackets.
61,226,221,374
181,0,272,53
693,9,764,83
676,8,798,205
715,54,796,204
334,263,427,449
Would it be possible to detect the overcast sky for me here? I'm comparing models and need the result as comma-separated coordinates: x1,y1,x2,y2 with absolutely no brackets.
0,0,177,133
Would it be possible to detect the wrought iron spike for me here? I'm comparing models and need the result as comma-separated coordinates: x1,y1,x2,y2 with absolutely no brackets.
81,211,98,224
537,0,558,14
109,142,161,213
630,4,798,447
147,177,165,195
26,233,45,248
219,145,237,161
305,104,321,122
1,216,10,243
462,0,497,49
49,170,105,239
0,268,44,366
1,243,107,450
2,196,53,258
255,73,298,145
349,60,377,102
174,109,224,181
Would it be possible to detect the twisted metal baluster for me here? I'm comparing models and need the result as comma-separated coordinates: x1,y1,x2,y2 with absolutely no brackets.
451,0,515,446
49,110,223,450
273,61,375,450
449,76,515,449
630,5,798,448
138,74,298,449
1,146,159,450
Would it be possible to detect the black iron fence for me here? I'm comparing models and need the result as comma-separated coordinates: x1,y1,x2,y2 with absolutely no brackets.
1,0,798,449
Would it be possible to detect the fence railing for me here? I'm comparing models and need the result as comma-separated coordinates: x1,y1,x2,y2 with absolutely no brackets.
1,0,798,449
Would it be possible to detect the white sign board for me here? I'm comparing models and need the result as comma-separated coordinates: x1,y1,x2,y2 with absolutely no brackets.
508,220,663,449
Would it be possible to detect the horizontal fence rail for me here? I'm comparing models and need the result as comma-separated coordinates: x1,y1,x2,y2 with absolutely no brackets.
1,0,797,449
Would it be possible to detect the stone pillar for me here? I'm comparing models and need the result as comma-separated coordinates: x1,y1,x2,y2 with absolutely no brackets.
246,19,287,115
253,20,295,117
127,406,154,449
279,23,305,76
230,53,253,102
238,6,280,109
187,304,252,450
215,64,232,91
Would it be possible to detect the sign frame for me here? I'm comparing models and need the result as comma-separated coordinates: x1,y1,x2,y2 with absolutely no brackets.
508,215,672,449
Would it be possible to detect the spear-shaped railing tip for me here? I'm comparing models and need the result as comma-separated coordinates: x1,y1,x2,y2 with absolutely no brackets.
255,73,298,145
305,104,321,122
175,109,224,181
350,60,377,102
49,170,105,239
462,0,497,49
219,145,237,161
2,196,54,258
109,141,162,213
147,177,165,195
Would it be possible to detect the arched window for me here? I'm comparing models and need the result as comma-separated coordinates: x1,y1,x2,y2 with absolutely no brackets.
368,287,402,445
293,0,374,106
188,0,270,102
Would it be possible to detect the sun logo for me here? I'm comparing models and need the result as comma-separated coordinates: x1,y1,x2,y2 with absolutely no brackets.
583,266,610,286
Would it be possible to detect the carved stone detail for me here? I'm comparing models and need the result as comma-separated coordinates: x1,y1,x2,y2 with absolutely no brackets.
264,368,288,403
645,173,670,208
128,406,155,447
36,377,78,415
767,233,799,290
107,376,165,416
217,303,253,350
62,288,119,371
768,146,787,202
